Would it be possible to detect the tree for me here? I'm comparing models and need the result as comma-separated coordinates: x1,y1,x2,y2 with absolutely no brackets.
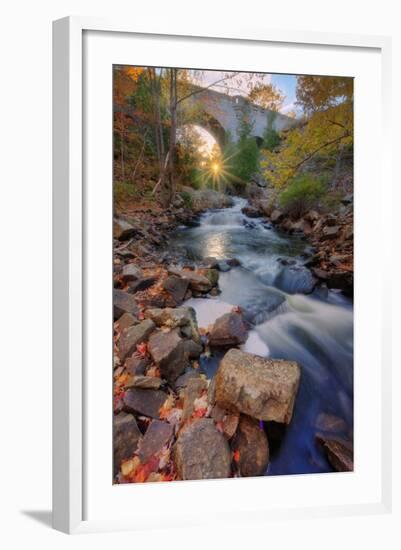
261,76,353,188
248,82,286,111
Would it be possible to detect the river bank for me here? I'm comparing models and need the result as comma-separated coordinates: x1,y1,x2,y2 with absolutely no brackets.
113,194,354,483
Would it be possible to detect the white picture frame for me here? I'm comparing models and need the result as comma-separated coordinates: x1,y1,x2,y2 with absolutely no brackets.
52,16,392,534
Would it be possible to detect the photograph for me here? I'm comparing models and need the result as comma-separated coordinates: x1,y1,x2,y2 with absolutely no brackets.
112,65,354,484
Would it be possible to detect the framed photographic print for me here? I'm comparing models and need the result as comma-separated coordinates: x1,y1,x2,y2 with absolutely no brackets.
52,17,392,533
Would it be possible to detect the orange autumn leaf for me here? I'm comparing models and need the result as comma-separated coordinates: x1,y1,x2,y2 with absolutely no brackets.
136,342,148,356
233,450,240,463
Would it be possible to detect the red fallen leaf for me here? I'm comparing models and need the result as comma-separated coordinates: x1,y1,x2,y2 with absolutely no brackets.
233,450,240,463
138,311,145,320
193,408,208,419
231,305,242,314
136,342,148,357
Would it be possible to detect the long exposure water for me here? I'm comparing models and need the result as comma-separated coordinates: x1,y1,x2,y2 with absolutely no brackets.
170,197,353,475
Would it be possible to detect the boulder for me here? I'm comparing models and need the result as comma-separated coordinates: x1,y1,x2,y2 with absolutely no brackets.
121,263,143,281
315,413,348,434
137,420,174,463
173,369,201,391
327,271,353,295
114,312,138,332
123,388,168,419
126,376,163,390
232,415,269,477
322,225,340,239
167,268,212,292
183,339,203,359
316,435,353,472
113,289,139,320
216,261,231,272
274,266,316,294
270,209,285,223
173,419,231,480
113,413,142,476
128,277,157,293
203,268,219,287
182,378,208,421
145,307,201,343
113,218,137,241
215,349,301,423
148,330,188,383
125,353,150,376
242,206,262,218
209,312,248,347
162,275,189,305
118,319,156,362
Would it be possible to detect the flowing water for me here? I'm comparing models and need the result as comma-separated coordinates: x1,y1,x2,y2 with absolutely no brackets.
170,197,353,476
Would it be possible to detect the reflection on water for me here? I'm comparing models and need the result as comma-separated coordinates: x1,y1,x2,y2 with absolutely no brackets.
170,198,353,476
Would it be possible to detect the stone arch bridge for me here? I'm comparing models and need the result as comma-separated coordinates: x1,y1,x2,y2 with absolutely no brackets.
180,86,297,148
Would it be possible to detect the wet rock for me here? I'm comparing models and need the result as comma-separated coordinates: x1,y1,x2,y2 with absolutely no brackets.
215,349,301,423
327,271,353,295
312,267,329,280
125,353,150,376
182,378,208,421
119,319,156,361
242,206,262,218
121,263,143,282
201,256,219,269
114,218,138,241
126,376,163,390
145,307,201,343
113,413,142,475
316,435,353,472
209,312,248,347
183,339,203,359
203,268,219,287
216,261,231,272
148,330,188,383
162,275,189,305
123,388,168,419
113,289,140,320
274,266,316,294
226,258,241,267
137,420,174,463
173,419,231,480
232,415,269,477
185,272,213,292
315,413,348,434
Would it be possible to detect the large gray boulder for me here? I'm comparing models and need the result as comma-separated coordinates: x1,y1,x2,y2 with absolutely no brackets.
123,388,168,419
209,312,248,347
232,415,269,477
173,419,231,480
145,307,201,343
274,265,316,294
113,289,139,320
162,275,189,305
113,413,142,476
118,319,155,361
148,329,188,383
215,349,301,424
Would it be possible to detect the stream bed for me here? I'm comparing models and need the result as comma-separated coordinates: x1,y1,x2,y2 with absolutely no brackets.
170,197,353,476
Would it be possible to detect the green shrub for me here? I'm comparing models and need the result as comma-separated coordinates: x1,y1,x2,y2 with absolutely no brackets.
263,128,281,151
180,191,193,209
279,174,327,219
230,137,260,191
